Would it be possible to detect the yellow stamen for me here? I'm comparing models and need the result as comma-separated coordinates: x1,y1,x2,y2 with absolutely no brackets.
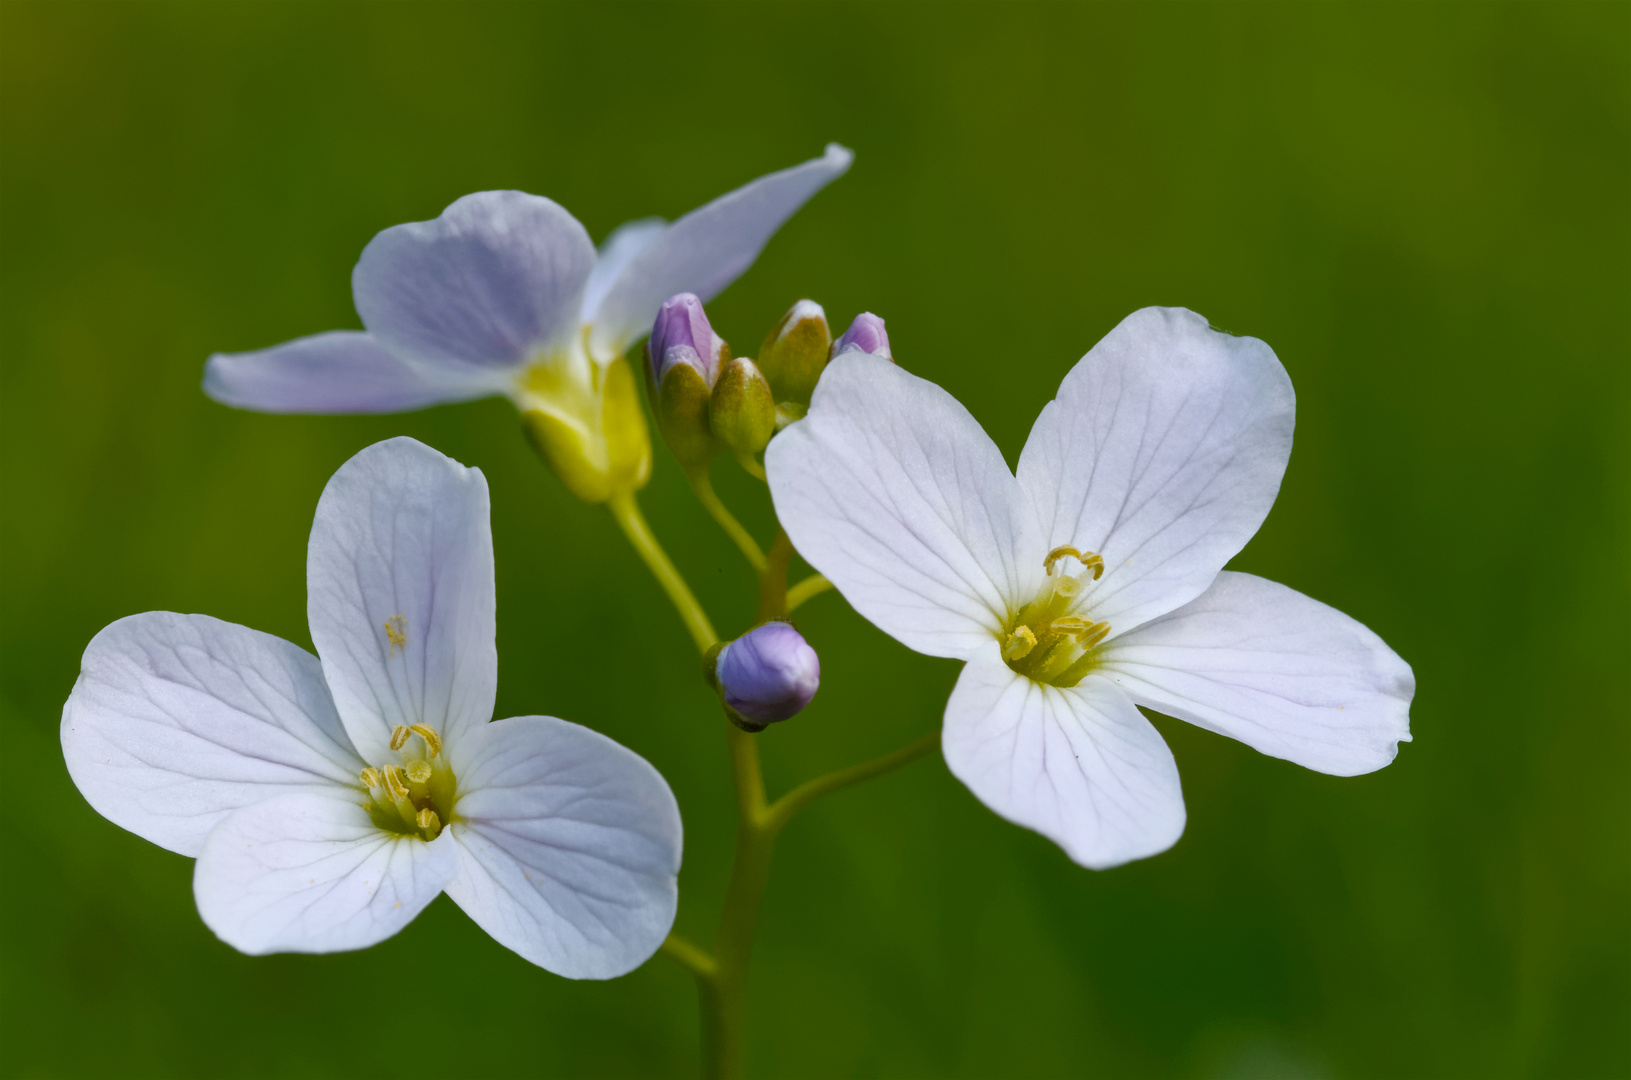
409,723,442,758
1044,546,1082,575
405,760,433,784
383,764,411,801
359,767,384,789
416,807,440,833
389,725,410,751
1003,625,1038,661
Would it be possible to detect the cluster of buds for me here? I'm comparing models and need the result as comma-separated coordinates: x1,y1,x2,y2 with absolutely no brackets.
704,622,822,732
646,293,892,472
760,303,891,427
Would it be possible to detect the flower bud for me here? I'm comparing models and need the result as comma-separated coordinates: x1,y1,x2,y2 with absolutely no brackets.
714,622,820,725
709,356,776,459
831,312,891,362
758,300,831,406
650,293,727,386
647,294,727,469
651,351,716,469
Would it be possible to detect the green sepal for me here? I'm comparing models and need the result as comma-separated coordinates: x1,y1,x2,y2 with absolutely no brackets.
758,301,831,406
709,357,776,457
653,360,717,469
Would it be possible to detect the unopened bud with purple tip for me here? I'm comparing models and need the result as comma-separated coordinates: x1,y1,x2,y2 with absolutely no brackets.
649,293,730,469
650,293,728,386
831,312,891,362
713,622,820,728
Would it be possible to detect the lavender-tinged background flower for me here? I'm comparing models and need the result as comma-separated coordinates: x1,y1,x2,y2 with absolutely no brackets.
60,438,683,977
830,312,891,361
716,623,821,723
203,145,853,415
766,307,1413,869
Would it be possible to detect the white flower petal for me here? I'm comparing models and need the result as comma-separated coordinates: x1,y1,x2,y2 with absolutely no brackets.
306,438,496,762
444,715,682,979
203,331,492,414
61,612,362,857
352,190,596,379
767,354,1040,660
581,217,667,328
942,646,1186,869
1017,307,1295,634
1102,571,1413,775
587,144,853,361
193,792,457,955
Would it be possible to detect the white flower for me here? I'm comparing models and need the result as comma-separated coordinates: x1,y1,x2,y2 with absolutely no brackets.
61,437,683,976
202,144,852,414
766,307,1414,869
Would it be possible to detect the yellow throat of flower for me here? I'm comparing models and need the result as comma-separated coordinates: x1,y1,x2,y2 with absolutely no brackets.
515,334,651,504
1001,545,1112,688
360,723,456,841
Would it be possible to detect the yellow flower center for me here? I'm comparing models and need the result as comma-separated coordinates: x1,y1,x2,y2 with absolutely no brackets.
1000,545,1112,688
360,723,456,841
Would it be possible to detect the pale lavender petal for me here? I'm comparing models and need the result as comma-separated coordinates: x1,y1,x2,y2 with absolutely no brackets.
942,645,1187,869
193,792,457,955
445,716,682,979
352,190,596,379
1017,307,1295,635
583,217,667,326
766,353,1041,660
1102,571,1413,775
61,612,363,857
204,331,492,414
587,144,853,361
306,438,496,763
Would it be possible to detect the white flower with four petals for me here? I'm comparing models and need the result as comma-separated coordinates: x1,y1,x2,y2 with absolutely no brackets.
767,307,1414,868
62,437,682,977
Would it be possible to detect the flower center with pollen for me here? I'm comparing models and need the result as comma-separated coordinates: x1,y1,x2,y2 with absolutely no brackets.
359,723,456,841
1000,545,1112,688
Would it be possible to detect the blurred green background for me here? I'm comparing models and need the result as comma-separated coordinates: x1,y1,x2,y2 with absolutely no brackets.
2,3,1626,1078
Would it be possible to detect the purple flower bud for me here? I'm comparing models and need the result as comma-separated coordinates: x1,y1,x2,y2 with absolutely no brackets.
830,312,891,362
716,622,820,723
650,293,726,386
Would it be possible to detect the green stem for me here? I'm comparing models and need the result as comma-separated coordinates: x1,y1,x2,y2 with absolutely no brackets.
607,490,717,654
687,467,767,572
608,490,933,1079
785,573,832,611
762,730,940,836
661,933,718,981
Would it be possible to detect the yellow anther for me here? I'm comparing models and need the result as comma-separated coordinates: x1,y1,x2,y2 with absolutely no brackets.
409,723,442,758
416,807,440,833
389,725,410,751
1045,544,1105,581
384,614,408,655
405,760,433,784
359,767,384,789
1003,625,1038,661
1044,546,1082,575
383,764,411,801
1050,616,1092,634
1078,621,1111,649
